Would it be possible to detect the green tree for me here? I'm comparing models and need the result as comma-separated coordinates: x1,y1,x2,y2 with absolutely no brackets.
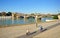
6,12,12,16
58,13,60,15
53,15,58,19
0,13,2,16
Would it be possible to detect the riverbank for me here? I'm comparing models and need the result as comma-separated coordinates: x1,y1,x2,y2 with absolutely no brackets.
0,20,60,38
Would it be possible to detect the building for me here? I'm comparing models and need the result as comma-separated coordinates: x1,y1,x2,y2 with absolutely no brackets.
58,15,60,19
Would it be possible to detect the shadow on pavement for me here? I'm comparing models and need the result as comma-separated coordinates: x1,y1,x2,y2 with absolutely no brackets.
16,29,47,38
16,23,60,38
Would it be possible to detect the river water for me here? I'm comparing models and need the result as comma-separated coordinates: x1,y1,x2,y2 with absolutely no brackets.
0,17,53,26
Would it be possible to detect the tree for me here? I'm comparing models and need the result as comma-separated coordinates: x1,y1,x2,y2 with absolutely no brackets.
53,15,58,19
58,13,60,15
6,12,12,16
0,13,2,16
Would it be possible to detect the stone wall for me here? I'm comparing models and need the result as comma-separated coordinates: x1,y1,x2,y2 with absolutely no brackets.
0,16,12,19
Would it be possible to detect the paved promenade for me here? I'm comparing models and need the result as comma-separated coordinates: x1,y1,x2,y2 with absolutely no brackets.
33,24,60,38
0,20,60,38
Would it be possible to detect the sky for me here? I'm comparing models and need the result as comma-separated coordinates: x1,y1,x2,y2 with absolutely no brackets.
0,0,60,14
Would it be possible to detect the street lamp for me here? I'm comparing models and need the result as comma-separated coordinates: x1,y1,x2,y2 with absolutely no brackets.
35,15,38,27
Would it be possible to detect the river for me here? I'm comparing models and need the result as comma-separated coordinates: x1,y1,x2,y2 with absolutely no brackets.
0,17,53,26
